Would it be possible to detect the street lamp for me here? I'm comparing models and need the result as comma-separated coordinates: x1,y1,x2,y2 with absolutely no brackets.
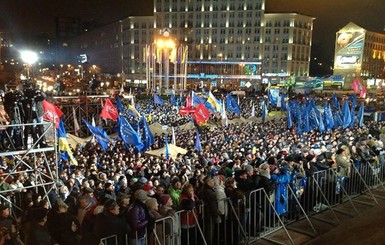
20,50,38,78
155,32,176,94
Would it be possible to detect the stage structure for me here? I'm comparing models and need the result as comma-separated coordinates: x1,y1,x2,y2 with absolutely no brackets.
52,94,111,137
145,29,189,94
0,121,57,212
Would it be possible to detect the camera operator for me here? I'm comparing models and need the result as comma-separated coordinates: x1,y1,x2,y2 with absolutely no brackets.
2,89,24,150
22,81,48,148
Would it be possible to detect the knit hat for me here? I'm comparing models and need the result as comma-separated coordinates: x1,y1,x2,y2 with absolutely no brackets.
135,189,148,202
145,197,158,209
159,194,171,205
245,164,253,172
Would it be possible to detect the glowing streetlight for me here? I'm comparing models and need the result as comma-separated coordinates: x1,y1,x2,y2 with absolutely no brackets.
20,50,38,78
155,36,176,93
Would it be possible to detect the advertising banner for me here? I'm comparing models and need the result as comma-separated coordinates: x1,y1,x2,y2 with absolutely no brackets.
334,29,365,70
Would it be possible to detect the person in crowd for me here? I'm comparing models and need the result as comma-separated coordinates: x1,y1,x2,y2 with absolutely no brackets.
201,175,220,245
47,199,81,245
93,199,129,244
224,177,245,245
127,189,150,245
180,183,199,245
25,207,53,245
168,178,182,210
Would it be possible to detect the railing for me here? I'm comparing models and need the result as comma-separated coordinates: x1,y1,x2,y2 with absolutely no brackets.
98,159,385,245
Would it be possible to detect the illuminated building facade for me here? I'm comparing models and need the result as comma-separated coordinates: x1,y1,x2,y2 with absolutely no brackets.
333,22,385,88
262,13,315,82
66,0,315,91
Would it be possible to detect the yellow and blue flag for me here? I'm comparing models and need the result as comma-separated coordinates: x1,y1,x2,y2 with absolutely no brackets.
205,91,221,112
57,119,78,165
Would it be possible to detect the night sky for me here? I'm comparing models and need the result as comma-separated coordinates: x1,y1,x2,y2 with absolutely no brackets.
1,0,385,70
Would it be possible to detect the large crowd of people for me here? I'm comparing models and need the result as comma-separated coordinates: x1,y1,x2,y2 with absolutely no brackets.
0,91,384,245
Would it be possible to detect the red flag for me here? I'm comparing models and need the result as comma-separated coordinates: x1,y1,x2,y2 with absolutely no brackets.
179,107,195,115
192,103,210,125
42,100,63,128
100,99,118,121
352,78,367,98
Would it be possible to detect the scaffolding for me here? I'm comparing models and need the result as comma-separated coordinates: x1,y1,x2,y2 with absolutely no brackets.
51,94,110,137
0,120,57,212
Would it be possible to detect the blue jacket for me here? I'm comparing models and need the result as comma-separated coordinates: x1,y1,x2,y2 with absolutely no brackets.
271,171,291,215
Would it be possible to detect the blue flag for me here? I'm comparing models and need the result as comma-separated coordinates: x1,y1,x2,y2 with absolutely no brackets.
319,111,325,133
170,91,176,105
287,106,293,129
297,107,303,135
281,92,287,111
324,102,334,131
304,107,310,132
357,102,364,128
226,94,241,115
261,100,268,121
83,119,110,152
154,94,164,105
194,130,203,152
118,115,144,151
332,93,340,110
115,95,124,113
141,115,154,152
268,89,279,106
342,99,351,129
191,91,205,106
165,135,170,159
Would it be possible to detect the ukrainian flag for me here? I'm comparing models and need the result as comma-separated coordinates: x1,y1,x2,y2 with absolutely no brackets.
206,91,221,113
57,120,78,166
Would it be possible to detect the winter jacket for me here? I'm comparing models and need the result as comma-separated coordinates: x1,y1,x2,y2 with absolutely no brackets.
127,200,150,239
180,194,198,228
201,185,219,220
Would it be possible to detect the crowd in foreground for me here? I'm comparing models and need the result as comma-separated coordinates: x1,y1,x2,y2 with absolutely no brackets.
0,95,384,245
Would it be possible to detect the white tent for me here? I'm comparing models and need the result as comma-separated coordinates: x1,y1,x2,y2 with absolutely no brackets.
149,122,170,135
145,144,187,159
178,121,195,131
66,133,88,147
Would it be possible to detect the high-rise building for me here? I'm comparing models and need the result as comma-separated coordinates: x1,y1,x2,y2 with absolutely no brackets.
262,13,315,78
333,22,385,88
67,0,315,90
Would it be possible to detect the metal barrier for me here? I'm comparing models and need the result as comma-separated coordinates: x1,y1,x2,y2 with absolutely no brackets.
98,161,385,245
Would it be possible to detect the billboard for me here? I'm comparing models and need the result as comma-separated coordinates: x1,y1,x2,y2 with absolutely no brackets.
334,28,365,70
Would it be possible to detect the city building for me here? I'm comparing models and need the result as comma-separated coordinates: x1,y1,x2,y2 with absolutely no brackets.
262,13,315,84
333,22,385,88
65,0,315,92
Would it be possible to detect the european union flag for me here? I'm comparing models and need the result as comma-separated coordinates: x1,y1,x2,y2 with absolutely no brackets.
118,115,144,151
83,119,110,152
226,94,241,115
154,94,164,105
141,115,154,151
